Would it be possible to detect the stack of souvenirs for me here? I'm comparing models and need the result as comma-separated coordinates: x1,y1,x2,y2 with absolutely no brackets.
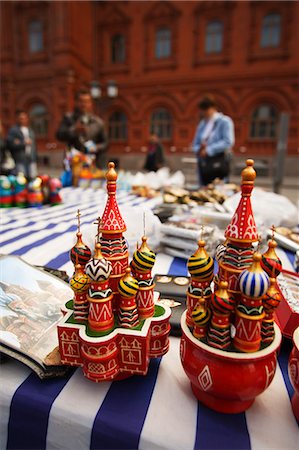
0,173,62,207
62,149,105,188
58,162,171,382
186,159,283,353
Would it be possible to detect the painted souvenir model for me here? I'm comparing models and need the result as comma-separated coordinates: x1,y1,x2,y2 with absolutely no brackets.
49,178,62,205
27,177,43,206
0,175,13,207
58,162,171,382
180,160,283,413
14,173,28,207
289,326,299,421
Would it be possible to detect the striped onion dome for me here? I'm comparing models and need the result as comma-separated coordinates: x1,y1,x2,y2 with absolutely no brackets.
261,239,282,278
187,240,214,280
70,231,92,267
70,264,90,293
263,278,282,311
211,281,235,314
85,243,112,282
239,253,270,298
215,241,227,263
118,268,139,297
191,303,211,327
132,236,156,272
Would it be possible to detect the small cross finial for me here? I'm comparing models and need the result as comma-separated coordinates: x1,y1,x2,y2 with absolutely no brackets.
93,217,102,242
200,225,204,241
76,209,81,232
271,224,276,240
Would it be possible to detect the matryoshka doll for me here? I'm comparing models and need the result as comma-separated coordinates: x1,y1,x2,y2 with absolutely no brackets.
27,177,43,206
49,178,62,205
0,175,13,207
14,173,27,207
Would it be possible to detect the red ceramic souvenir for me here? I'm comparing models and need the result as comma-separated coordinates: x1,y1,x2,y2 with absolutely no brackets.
181,159,283,413
288,327,299,421
58,162,171,382
181,311,282,413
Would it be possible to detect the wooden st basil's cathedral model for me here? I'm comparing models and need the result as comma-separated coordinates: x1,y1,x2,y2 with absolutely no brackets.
57,162,171,382
186,159,283,353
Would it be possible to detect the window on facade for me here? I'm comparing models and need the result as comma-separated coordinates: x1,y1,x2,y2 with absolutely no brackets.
205,21,223,54
155,28,172,59
29,104,48,137
108,111,127,140
260,13,281,48
150,108,172,139
250,105,278,139
111,34,126,63
28,20,43,53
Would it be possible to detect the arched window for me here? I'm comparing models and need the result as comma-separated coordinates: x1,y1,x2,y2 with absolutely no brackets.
29,104,48,137
155,28,172,59
111,34,126,63
28,20,43,53
250,105,278,139
261,13,281,48
108,111,127,141
150,108,172,139
205,21,223,54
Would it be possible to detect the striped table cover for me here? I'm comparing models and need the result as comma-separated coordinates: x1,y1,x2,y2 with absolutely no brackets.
0,188,298,450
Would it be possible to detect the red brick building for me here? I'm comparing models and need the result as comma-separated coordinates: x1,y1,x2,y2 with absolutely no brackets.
1,1,298,169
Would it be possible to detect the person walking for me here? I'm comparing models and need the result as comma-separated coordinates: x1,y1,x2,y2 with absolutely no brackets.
56,88,108,168
192,94,235,186
144,134,165,172
6,110,37,179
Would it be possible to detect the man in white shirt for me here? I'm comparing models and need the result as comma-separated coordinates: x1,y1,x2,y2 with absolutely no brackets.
7,110,37,179
192,95,235,185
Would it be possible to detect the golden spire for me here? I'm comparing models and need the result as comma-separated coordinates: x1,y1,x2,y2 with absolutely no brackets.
242,159,256,183
106,161,117,182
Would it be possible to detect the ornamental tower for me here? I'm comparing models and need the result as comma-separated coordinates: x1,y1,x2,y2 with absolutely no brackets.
218,159,259,299
234,253,270,352
131,236,156,320
99,162,129,312
186,239,214,328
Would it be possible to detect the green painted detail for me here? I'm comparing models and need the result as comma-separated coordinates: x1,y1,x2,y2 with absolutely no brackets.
153,304,165,317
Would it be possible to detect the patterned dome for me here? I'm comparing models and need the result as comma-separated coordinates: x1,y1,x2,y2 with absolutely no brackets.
191,303,211,327
187,240,214,280
263,278,282,311
211,281,235,314
261,239,282,278
118,268,139,297
70,232,92,267
215,241,227,263
70,264,90,293
239,253,270,298
85,243,112,281
132,236,156,272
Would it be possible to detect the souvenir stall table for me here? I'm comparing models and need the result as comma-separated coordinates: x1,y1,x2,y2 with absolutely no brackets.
0,180,298,450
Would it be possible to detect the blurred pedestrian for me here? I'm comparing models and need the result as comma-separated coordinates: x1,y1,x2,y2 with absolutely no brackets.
144,133,165,172
6,110,37,179
192,94,235,186
56,88,108,168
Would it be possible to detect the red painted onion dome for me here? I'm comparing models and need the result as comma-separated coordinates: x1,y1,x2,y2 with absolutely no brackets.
70,264,90,293
85,243,112,282
239,253,270,298
187,240,214,280
132,236,156,272
263,278,282,311
261,239,282,278
70,231,92,267
211,281,235,314
118,268,139,297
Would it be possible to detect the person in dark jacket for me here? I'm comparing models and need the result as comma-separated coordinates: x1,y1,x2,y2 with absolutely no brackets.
144,134,165,172
6,110,37,179
56,89,108,168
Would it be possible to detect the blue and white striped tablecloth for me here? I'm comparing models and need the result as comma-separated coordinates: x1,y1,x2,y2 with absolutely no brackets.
0,188,298,450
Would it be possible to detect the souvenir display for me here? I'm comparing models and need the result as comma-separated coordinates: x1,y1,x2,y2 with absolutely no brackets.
57,162,171,382
180,160,283,413
289,326,299,421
